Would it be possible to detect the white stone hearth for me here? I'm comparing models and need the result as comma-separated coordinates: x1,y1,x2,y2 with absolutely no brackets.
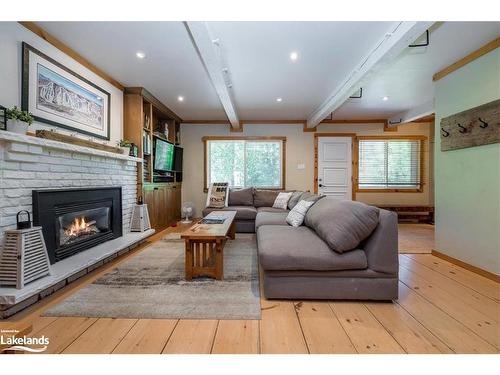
0,230,154,308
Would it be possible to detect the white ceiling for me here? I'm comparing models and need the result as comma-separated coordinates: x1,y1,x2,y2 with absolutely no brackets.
36,21,500,122
37,21,227,120
205,21,396,120
332,21,500,120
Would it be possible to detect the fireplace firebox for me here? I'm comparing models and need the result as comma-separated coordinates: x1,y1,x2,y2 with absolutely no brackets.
33,187,122,264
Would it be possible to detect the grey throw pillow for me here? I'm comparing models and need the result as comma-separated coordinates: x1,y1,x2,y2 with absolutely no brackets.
228,187,254,206
300,191,324,203
305,199,380,253
287,191,304,210
254,189,280,207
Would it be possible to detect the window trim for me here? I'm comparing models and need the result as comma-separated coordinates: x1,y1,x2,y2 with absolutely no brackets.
354,135,426,193
202,136,287,192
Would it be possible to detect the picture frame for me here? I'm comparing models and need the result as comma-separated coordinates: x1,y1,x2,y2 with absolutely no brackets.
21,42,111,140
0,105,6,131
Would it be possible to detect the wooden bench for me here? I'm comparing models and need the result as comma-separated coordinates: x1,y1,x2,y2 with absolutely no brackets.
377,205,434,224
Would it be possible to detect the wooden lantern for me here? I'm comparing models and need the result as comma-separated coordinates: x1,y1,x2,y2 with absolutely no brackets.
0,227,51,289
129,204,151,232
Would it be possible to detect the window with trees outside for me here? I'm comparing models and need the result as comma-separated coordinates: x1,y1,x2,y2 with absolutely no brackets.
357,137,424,191
204,137,285,190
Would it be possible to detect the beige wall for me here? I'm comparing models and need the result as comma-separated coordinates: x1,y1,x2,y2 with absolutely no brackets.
180,121,433,215
0,22,124,145
434,48,499,275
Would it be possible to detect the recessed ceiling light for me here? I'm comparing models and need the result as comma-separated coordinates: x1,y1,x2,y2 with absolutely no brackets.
290,51,298,61
276,97,283,102
136,51,146,59
177,96,184,102
382,96,389,101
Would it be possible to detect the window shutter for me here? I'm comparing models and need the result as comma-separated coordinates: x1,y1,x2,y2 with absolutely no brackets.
358,139,421,189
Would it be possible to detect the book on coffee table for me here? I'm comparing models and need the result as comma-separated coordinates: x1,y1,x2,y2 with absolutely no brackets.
200,218,226,224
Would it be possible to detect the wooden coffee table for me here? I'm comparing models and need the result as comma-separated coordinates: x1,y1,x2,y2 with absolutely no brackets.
181,211,236,280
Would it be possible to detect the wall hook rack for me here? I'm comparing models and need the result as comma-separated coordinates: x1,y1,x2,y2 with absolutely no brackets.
440,98,499,151
457,123,468,134
478,118,488,128
441,128,450,137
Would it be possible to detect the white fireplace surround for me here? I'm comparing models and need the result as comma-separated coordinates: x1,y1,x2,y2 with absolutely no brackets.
0,131,154,315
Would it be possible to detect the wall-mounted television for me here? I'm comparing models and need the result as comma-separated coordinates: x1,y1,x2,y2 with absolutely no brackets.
174,145,183,172
153,137,175,172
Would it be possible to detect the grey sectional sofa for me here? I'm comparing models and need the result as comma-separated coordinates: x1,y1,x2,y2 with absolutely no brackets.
203,187,399,301
203,188,287,233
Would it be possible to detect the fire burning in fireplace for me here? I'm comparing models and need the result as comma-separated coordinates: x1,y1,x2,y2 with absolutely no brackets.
61,216,100,246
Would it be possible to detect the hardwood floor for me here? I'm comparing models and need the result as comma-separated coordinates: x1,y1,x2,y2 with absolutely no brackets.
2,223,498,354
398,223,434,254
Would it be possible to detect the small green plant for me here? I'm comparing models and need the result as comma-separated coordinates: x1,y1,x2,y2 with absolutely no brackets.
118,139,133,147
6,106,35,125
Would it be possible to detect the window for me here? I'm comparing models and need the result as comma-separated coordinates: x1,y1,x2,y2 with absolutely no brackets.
204,137,285,190
357,137,424,191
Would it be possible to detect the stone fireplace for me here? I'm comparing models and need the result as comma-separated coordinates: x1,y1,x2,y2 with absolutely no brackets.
33,187,123,264
0,131,154,318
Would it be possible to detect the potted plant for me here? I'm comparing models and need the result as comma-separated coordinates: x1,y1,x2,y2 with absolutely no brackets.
5,106,34,134
118,139,133,155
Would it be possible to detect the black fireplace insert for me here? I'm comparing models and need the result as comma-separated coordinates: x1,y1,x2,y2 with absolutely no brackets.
33,187,122,264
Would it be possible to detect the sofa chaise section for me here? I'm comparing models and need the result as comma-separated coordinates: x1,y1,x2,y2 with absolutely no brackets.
257,206,399,301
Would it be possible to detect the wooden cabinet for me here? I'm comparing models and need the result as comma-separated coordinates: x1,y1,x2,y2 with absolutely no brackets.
124,87,183,231
143,183,181,230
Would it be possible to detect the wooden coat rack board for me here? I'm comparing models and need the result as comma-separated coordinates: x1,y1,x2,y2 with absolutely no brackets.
440,99,500,151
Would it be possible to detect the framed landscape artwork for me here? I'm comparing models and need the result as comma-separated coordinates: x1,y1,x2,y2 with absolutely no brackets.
0,105,6,131
21,42,111,140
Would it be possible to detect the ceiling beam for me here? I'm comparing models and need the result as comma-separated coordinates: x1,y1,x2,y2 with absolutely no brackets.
306,21,433,129
433,37,500,81
181,118,390,125
320,118,386,124
184,22,240,130
387,99,434,127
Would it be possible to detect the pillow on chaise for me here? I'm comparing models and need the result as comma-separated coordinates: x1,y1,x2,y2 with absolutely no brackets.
228,187,254,206
305,199,380,253
286,200,316,227
300,191,324,203
287,191,304,210
273,192,293,210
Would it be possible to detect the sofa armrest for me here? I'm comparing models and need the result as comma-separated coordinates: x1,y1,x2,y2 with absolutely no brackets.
362,209,398,275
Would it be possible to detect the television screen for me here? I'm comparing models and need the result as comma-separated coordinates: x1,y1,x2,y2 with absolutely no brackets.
154,137,175,172
174,146,183,172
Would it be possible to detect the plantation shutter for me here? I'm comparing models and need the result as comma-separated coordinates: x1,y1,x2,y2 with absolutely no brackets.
358,139,421,189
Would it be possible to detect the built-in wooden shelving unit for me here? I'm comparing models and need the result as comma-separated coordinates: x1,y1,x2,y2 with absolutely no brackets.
123,87,183,230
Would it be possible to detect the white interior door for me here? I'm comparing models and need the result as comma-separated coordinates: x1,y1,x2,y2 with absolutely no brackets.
317,136,353,200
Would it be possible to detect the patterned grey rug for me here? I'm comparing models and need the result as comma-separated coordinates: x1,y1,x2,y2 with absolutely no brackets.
43,234,261,319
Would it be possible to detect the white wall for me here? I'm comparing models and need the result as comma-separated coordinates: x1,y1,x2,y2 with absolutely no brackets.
434,48,500,275
180,122,432,215
0,22,123,145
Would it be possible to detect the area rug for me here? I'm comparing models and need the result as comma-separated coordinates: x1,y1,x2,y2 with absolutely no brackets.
43,234,261,320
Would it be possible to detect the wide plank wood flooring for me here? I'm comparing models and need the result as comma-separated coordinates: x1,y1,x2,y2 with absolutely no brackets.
3,224,499,354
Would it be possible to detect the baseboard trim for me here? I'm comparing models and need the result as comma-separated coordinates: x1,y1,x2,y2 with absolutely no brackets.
431,250,500,283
